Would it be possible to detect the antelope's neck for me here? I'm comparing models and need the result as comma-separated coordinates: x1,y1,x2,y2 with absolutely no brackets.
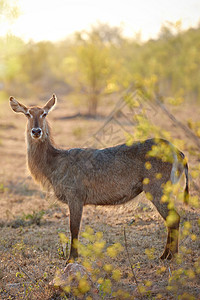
26,135,60,188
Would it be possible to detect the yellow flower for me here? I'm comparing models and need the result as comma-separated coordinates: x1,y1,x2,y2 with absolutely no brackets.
112,269,121,281
145,161,152,170
143,178,150,185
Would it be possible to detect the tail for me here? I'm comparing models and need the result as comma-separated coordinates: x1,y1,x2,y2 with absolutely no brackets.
184,162,189,205
180,151,189,204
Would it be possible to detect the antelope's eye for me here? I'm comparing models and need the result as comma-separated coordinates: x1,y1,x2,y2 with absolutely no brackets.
25,112,32,118
41,112,47,118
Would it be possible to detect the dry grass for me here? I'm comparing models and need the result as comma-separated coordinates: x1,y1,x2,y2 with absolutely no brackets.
0,94,200,299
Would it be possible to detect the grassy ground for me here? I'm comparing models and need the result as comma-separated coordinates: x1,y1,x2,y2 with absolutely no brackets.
0,93,200,299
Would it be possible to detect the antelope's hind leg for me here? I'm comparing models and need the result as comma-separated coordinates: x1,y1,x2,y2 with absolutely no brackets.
144,186,180,260
160,216,180,260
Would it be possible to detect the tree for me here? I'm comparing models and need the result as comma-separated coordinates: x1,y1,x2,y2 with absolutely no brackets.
64,24,125,116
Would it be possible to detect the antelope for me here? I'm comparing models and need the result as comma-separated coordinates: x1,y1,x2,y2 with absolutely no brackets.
10,94,189,261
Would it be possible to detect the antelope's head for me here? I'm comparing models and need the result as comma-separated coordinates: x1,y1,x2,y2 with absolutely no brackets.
9,94,56,141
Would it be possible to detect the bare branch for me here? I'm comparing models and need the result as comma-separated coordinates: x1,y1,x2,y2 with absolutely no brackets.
123,226,143,299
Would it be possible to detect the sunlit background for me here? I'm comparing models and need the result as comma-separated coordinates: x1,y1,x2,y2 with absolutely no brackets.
1,0,200,42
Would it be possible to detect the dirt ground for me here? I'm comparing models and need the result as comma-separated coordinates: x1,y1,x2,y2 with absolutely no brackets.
0,93,200,299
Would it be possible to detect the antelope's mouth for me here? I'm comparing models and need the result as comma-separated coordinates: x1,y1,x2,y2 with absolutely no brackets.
31,128,42,139
32,133,42,139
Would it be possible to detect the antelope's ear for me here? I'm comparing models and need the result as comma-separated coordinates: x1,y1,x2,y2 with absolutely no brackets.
43,94,57,113
9,97,28,114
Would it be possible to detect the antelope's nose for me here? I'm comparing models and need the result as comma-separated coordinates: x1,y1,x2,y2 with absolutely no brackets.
31,128,42,138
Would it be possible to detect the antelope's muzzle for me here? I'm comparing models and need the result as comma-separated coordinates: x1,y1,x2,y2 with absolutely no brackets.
31,128,42,139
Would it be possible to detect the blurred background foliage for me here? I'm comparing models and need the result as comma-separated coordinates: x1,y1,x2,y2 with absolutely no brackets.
0,0,20,22
0,2,200,116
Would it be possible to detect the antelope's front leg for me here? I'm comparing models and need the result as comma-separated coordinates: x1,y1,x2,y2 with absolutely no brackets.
67,201,83,263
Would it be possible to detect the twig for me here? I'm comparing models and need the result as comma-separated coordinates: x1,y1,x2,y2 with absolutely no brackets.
7,282,25,287
81,86,138,148
9,257,37,284
123,227,143,299
155,94,200,195
140,89,200,195
155,94,200,149
3,254,47,298
168,267,172,277
189,174,200,194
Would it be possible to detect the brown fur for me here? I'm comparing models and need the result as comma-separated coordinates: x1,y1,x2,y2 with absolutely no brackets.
10,95,189,261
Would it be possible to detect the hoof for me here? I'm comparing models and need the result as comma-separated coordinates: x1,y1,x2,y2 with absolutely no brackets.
65,257,75,265
160,249,174,260
160,250,169,260
166,251,173,260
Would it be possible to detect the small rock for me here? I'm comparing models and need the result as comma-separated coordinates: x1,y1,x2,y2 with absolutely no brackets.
49,262,100,299
136,202,152,212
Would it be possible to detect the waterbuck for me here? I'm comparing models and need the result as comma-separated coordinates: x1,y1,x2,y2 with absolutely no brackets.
10,94,189,261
